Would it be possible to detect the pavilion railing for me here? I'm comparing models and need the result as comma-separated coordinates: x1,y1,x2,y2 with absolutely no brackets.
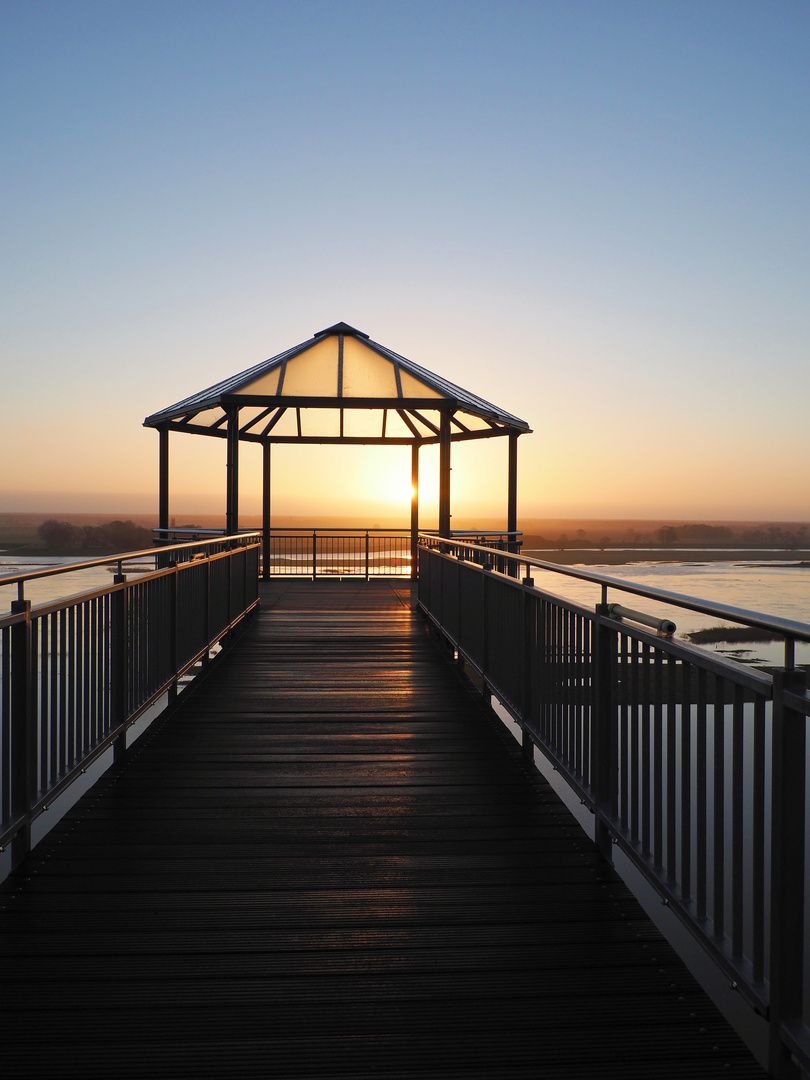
154,526,521,580
262,529,412,578
0,533,260,870
418,535,810,1080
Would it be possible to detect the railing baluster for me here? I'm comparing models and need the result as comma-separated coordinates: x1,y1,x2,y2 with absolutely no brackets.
695,666,708,921
679,657,692,901
67,605,76,768
630,638,640,847
111,574,127,761
39,615,48,794
731,682,745,958
593,604,618,860
58,608,67,776
666,655,677,885
1,625,11,824
641,641,651,858
752,693,766,984
49,612,58,785
713,675,726,940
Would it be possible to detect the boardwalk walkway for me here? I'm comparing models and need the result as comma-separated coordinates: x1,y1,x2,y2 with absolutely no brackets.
1,580,765,1078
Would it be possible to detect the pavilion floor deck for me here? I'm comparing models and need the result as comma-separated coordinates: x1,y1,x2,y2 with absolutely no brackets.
0,580,766,1078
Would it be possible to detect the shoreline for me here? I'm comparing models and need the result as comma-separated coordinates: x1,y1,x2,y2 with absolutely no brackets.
521,546,810,566
3,544,810,568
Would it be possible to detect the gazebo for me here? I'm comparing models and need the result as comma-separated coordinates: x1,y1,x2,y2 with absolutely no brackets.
143,322,532,575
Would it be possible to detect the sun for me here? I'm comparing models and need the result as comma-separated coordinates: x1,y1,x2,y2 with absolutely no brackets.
361,453,414,506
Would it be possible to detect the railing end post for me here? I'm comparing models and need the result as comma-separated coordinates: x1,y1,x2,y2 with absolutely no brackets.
9,598,34,868
592,603,619,860
769,665,808,1079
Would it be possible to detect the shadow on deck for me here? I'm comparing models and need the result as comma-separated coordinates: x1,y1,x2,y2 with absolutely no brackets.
0,580,766,1078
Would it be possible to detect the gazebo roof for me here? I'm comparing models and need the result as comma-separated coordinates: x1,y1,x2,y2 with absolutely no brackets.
143,322,531,445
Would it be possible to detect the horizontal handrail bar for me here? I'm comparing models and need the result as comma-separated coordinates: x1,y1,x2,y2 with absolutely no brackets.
600,612,775,694
608,603,677,636
420,533,810,644
424,530,523,537
155,526,413,534
0,532,261,590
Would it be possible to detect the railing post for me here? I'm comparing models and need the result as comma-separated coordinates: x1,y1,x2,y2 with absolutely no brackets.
203,556,212,666
365,531,370,581
592,604,619,862
111,575,128,762
10,600,34,868
769,666,807,1079
521,577,535,762
168,562,178,704
481,562,491,704
312,530,317,579
227,548,234,624
262,442,271,580
410,445,419,581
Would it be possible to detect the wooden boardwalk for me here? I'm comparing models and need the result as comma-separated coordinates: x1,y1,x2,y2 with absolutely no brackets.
1,580,765,1078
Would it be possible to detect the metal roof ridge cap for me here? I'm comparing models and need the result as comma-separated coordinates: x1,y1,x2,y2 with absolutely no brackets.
314,320,370,339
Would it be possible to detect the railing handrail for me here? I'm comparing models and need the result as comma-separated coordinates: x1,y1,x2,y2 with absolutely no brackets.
0,531,262,592
420,532,810,646
154,526,412,535
423,530,523,537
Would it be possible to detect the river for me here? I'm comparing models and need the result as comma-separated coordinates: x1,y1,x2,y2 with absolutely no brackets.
2,551,810,664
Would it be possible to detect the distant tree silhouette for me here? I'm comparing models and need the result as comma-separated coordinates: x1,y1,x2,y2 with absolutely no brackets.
656,526,679,544
37,519,153,554
677,524,732,542
37,520,81,551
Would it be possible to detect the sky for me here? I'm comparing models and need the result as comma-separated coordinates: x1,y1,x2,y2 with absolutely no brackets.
2,0,809,526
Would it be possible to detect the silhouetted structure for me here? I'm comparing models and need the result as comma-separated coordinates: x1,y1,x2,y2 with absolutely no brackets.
143,322,531,574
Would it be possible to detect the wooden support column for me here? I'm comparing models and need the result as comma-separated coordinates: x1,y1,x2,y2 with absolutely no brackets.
262,442,271,580
226,408,240,536
507,431,519,574
158,426,169,533
439,411,452,539
507,431,518,540
410,443,420,580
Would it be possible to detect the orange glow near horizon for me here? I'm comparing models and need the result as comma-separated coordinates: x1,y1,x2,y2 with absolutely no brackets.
4,415,810,524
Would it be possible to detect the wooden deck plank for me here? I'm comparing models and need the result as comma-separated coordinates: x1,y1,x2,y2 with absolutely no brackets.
0,580,766,1078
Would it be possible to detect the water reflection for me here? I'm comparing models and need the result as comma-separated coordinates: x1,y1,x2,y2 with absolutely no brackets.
521,558,810,666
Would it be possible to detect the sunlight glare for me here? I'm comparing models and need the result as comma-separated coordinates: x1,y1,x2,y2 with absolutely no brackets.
361,453,413,506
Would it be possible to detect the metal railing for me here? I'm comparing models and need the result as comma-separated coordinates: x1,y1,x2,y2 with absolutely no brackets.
0,533,261,870
156,527,414,578
418,534,810,1079
262,529,411,578
154,527,523,579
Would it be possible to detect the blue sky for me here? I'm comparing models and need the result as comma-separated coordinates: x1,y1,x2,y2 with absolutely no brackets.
2,1,809,522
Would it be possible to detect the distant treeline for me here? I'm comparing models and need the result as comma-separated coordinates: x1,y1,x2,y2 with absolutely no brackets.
37,519,153,553
652,523,810,545
527,523,810,550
